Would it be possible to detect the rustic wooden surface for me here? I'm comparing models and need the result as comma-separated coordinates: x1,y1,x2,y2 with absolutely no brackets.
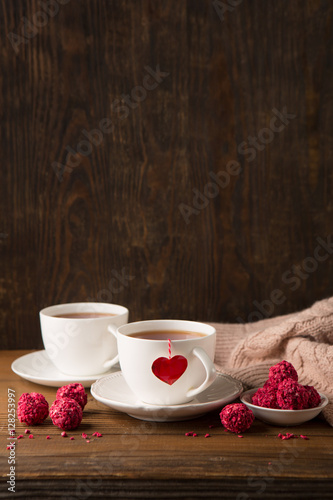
1,350,333,499
1,0,333,349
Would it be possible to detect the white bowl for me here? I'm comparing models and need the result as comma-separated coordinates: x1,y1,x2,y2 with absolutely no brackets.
241,388,329,426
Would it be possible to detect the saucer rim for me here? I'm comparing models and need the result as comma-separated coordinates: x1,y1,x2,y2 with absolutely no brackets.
11,350,117,387
91,370,243,413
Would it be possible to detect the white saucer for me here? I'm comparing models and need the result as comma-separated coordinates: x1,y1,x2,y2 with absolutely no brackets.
241,388,329,426
11,350,119,388
91,371,243,421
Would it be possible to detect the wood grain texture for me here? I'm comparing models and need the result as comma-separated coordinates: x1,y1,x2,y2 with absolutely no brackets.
0,0,332,348
1,351,333,499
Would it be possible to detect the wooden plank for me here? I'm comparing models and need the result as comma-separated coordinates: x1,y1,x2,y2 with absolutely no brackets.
3,479,333,500
1,350,332,500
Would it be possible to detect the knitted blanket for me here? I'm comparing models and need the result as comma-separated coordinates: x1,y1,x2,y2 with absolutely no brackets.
211,297,333,426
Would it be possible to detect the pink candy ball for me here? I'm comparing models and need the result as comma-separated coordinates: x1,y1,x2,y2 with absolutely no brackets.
56,383,87,409
252,382,279,409
276,379,310,410
50,398,83,430
18,392,49,425
220,403,254,433
303,385,321,408
268,360,298,387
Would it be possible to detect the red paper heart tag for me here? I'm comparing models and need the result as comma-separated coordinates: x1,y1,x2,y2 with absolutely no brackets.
151,355,188,385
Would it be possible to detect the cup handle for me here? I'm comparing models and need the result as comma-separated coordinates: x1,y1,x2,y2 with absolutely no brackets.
102,324,119,369
186,347,216,399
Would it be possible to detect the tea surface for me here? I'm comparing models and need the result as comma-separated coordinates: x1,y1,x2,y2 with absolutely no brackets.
54,312,116,319
129,330,206,340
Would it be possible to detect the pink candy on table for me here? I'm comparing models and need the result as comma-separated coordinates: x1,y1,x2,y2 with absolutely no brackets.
56,383,87,410
17,393,49,426
220,403,254,433
50,399,83,431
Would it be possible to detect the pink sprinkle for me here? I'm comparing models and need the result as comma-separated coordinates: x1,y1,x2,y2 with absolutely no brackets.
61,432,67,438
205,433,211,438
6,445,12,450
70,437,75,440
285,433,296,439
268,462,272,465
46,436,51,440
224,429,229,432
300,434,309,440
278,432,299,441
92,432,103,437
185,432,193,436
209,425,214,428
17,435,23,439
192,433,198,437
238,435,244,438
86,440,90,443
25,429,30,434
29,434,34,439
82,432,88,439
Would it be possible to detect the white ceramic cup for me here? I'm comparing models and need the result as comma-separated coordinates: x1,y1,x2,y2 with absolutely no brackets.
39,302,129,376
108,319,216,405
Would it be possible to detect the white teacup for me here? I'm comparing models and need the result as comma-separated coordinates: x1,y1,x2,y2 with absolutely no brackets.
39,302,129,376
109,319,216,405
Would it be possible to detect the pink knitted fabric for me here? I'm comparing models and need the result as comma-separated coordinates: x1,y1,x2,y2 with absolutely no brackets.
210,297,333,426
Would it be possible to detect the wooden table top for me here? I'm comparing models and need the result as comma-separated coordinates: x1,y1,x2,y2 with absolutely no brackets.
1,350,333,499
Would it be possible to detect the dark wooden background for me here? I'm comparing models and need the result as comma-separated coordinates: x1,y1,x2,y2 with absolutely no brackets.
1,0,332,349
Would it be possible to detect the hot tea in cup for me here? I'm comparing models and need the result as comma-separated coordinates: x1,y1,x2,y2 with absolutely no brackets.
108,319,216,405
40,302,129,376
